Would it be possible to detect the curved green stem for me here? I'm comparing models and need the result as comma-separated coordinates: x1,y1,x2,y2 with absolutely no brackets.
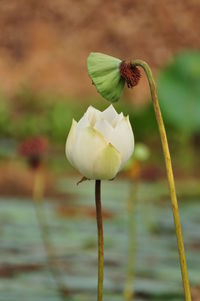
95,180,104,301
131,59,191,301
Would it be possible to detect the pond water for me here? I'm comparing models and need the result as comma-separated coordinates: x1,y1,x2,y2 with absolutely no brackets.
0,178,200,301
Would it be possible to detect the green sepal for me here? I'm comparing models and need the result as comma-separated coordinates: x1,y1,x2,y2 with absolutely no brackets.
87,52,125,103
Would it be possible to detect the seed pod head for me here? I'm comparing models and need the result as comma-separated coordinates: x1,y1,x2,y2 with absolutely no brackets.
87,52,125,103
120,61,141,88
87,52,141,103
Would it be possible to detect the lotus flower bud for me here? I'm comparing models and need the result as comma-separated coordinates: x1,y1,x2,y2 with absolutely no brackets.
66,105,134,180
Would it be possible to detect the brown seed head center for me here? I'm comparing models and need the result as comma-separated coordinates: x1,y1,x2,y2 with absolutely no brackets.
120,61,141,88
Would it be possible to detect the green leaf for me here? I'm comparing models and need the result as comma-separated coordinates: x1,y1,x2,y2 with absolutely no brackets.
87,52,125,103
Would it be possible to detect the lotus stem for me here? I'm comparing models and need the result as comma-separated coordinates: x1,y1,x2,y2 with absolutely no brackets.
131,59,191,301
33,170,66,300
95,180,104,301
124,182,138,301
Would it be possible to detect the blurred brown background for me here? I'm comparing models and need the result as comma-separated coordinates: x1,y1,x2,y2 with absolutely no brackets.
0,0,200,98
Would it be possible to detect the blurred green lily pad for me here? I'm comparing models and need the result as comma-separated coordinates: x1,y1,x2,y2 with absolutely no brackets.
158,51,200,134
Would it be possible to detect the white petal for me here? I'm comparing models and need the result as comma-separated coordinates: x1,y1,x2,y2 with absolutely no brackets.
112,112,124,128
77,106,101,129
93,143,122,180
86,105,97,114
86,106,101,126
94,118,113,142
77,113,90,129
109,116,134,167
65,119,77,166
101,105,118,124
72,126,108,179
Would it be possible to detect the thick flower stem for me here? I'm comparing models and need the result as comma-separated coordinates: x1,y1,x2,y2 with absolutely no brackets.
33,170,66,301
95,180,104,301
131,59,191,301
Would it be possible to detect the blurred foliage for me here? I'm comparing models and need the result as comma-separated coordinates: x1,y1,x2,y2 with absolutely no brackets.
0,86,159,146
0,87,89,144
13,86,47,113
6,51,200,146
111,100,158,142
158,51,200,135
129,105,158,141
0,94,11,135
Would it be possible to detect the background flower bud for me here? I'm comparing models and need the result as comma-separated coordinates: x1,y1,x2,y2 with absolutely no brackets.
19,136,48,170
66,105,134,180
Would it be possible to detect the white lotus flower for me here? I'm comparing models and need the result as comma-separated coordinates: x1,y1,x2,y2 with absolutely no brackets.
66,105,134,180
